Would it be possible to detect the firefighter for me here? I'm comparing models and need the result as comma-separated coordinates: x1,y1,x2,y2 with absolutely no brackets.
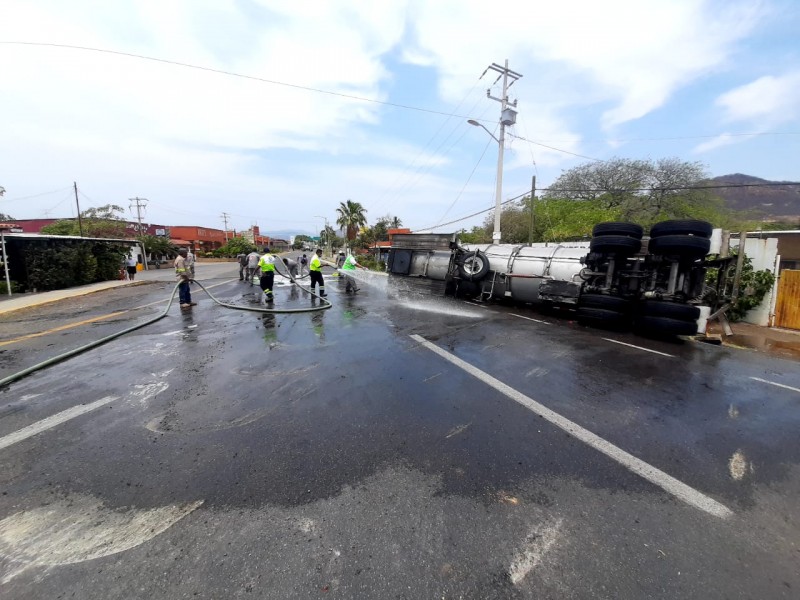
341,251,366,293
309,248,327,297
258,247,277,303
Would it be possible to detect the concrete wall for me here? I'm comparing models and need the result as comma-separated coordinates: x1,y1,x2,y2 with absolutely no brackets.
730,237,780,327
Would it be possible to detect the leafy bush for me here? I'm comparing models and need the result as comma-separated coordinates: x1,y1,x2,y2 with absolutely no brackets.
0,280,20,294
706,249,775,322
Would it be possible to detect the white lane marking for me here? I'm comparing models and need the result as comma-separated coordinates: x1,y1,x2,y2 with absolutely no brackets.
508,518,564,585
511,313,551,324
602,338,674,358
750,377,800,394
411,334,732,519
0,397,116,451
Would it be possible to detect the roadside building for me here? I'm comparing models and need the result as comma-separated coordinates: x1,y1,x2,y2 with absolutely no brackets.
168,226,227,256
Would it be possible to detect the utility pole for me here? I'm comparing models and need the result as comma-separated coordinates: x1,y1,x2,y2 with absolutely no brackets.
484,60,522,244
528,175,536,244
74,182,84,237
221,212,230,241
129,197,149,269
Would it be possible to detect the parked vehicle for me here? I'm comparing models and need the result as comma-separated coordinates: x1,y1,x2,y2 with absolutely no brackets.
387,220,718,336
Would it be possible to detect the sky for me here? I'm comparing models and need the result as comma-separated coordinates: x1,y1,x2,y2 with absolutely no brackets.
1,0,799,237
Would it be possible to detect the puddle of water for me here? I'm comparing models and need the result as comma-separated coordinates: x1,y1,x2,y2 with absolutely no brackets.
727,334,800,359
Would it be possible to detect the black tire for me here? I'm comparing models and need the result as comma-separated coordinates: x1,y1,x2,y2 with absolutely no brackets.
458,250,490,280
648,235,710,259
637,315,698,336
592,222,644,239
640,300,700,320
650,219,713,239
589,235,641,256
576,307,630,329
578,293,633,313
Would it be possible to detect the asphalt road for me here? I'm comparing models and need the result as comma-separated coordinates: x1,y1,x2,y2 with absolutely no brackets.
0,260,798,599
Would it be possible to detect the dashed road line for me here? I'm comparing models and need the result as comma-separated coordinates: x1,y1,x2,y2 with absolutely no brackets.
602,338,674,358
0,396,117,451
750,377,800,394
511,313,551,325
411,334,732,519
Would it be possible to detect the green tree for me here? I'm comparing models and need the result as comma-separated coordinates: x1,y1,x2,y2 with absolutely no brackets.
40,204,128,238
479,197,623,243
215,237,256,257
137,234,176,259
293,234,313,249
389,216,402,229
0,212,13,220
335,199,368,242
543,157,732,228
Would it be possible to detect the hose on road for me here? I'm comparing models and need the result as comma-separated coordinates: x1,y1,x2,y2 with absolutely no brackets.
0,277,332,389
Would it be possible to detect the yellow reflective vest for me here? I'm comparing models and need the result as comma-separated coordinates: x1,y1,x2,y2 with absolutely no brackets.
259,253,276,272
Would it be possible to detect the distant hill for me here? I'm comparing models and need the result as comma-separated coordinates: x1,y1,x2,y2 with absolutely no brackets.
708,174,800,219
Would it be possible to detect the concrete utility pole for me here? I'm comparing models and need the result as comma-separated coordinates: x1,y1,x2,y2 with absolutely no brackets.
529,175,536,244
472,60,522,244
74,182,84,237
221,212,230,241
129,197,149,269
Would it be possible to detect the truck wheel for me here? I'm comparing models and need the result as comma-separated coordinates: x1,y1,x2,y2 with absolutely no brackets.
458,250,490,281
640,300,700,320
589,235,642,256
576,307,630,329
592,222,644,239
637,315,698,336
648,235,710,259
649,219,713,239
578,293,632,313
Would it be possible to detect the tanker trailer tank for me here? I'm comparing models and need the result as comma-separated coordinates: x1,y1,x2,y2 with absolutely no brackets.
461,243,589,304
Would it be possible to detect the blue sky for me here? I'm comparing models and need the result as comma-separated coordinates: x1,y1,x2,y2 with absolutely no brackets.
1,0,798,237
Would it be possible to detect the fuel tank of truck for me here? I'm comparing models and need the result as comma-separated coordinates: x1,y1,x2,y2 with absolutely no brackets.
462,243,589,303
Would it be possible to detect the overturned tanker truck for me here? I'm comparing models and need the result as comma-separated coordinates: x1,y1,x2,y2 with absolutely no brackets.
387,220,721,336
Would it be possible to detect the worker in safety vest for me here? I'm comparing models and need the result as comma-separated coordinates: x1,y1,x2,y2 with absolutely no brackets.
309,248,327,297
258,247,277,303
174,249,196,308
341,251,366,293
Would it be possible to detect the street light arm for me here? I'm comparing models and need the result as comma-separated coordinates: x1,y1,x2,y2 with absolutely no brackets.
467,120,499,144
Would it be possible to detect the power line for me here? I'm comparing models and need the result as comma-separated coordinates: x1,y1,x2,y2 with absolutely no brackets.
5,186,71,201
0,41,491,123
507,133,606,162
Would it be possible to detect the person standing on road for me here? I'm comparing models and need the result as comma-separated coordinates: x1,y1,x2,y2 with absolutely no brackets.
258,247,277,303
341,251,366,293
125,254,138,281
299,253,309,277
245,249,260,283
309,248,327,297
175,249,196,308
237,253,247,281
282,257,299,282
336,252,346,270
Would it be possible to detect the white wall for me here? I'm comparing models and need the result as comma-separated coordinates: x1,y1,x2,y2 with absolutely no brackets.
729,237,779,327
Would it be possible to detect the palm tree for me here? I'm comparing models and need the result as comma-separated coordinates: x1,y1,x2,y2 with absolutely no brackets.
389,216,402,229
336,200,368,242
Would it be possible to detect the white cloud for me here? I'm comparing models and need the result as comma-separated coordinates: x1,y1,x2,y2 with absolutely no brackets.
715,71,800,126
0,0,786,232
692,133,742,154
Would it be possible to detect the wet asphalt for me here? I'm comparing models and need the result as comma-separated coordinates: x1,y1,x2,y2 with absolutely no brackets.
0,261,798,599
